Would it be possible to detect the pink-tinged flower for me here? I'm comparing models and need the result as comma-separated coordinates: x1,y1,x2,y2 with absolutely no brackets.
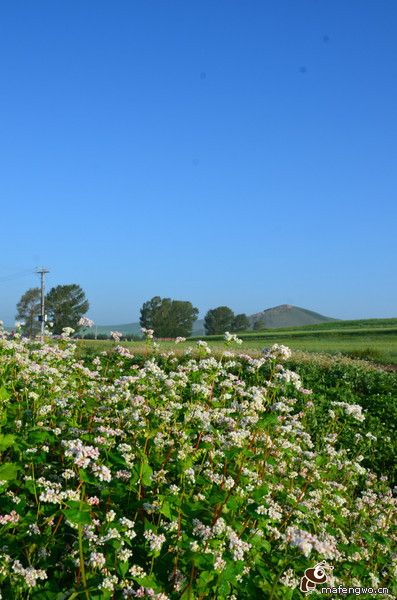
114,345,133,357
92,463,112,482
87,496,100,506
141,327,154,339
78,317,94,328
110,331,123,342
0,510,20,525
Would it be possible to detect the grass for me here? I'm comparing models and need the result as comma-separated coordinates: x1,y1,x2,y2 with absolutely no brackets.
76,318,397,364
77,329,397,365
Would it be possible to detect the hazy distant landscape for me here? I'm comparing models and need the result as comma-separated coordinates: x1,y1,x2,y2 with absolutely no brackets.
76,304,397,365
78,316,397,365
87,304,336,336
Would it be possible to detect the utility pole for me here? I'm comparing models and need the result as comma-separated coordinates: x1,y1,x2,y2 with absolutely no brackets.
36,267,49,338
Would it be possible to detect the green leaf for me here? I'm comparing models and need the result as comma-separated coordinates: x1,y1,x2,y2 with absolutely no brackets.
0,462,19,480
0,434,15,451
136,574,160,590
160,501,172,519
28,430,55,444
0,387,10,401
196,570,215,591
78,469,97,484
62,508,91,525
118,560,129,578
141,462,153,487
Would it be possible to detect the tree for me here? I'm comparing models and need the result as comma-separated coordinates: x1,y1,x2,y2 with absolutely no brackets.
204,306,235,335
16,288,41,338
139,296,199,337
231,313,250,332
140,296,163,329
253,318,266,331
45,284,89,334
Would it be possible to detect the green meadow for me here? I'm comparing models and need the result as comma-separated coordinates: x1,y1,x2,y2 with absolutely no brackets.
77,318,397,365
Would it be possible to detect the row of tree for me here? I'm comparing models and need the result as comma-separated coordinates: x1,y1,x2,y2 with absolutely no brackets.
16,288,266,339
139,296,259,337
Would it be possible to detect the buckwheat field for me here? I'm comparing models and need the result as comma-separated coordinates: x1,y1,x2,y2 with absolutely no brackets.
0,326,396,599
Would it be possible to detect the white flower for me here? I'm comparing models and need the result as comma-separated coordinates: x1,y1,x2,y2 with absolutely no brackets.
214,554,226,571
197,340,211,354
224,331,243,345
110,331,123,342
61,327,75,339
92,464,112,482
62,439,100,469
129,565,146,577
141,328,154,339
331,402,365,422
12,561,47,587
143,530,166,552
89,552,106,569
263,344,292,360
78,317,94,328
99,575,118,591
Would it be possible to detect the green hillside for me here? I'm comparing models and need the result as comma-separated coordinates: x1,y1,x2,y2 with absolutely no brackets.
251,304,336,328
266,317,397,332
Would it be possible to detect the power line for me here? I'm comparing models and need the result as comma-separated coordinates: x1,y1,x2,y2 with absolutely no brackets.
0,269,34,285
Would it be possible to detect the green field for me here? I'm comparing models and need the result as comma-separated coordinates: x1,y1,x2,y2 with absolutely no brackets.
78,318,397,365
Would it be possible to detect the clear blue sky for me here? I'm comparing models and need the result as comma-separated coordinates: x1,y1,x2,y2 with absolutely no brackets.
1,0,396,325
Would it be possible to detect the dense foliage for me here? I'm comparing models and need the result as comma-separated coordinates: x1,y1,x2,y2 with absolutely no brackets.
16,287,41,338
140,297,199,338
286,357,397,486
230,314,250,333
45,284,89,334
0,330,395,599
204,306,235,335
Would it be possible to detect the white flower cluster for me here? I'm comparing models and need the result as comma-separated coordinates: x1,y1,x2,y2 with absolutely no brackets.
196,340,211,354
143,530,166,552
114,345,133,357
0,333,395,597
262,344,292,360
0,511,20,525
110,331,123,342
62,439,100,468
285,527,339,559
12,561,47,588
78,317,94,328
224,331,243,345
89,551,106,569
331,401,365,422
92,463,112,482
141,328,154,339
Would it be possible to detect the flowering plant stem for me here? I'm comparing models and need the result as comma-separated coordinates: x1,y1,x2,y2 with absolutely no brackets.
78,484,90,600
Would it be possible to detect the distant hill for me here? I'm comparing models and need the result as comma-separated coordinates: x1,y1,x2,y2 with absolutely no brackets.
93,322,141,336
87,305,335,337
250,304,336,329
89,319,206,336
